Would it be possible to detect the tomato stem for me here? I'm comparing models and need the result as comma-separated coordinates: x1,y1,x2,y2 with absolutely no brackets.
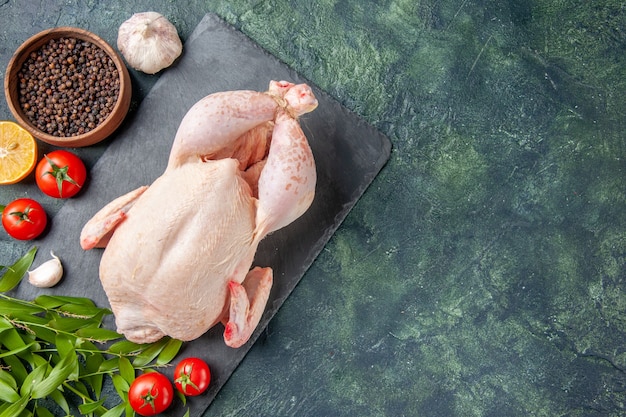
141,383,160,412
175,364,200,393
41,155,81,198
9,205,36,224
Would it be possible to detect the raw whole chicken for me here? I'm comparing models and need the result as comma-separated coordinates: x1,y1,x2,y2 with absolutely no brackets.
80,81,318,348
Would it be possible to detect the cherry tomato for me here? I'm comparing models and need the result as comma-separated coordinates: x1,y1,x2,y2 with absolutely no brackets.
1,198,47,240
174,357,211,396
128,372,174,416
35,150,87,198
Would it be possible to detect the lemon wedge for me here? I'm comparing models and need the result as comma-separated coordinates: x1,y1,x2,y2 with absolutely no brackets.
0,121,38,185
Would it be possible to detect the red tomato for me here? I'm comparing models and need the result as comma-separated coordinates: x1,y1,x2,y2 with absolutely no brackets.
1,198,47,240
35,150,87,198
174,357,211,396
128,372,174,416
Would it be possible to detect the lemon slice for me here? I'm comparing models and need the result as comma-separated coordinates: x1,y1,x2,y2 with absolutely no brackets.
0,121,38,185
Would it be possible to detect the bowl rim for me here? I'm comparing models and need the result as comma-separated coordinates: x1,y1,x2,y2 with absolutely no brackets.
4,26,132,147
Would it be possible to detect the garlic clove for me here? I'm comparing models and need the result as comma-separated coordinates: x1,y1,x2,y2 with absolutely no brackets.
28,251,64,288
117,11,183,74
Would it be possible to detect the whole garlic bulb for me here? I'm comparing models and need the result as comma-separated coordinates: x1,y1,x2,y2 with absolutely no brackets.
28,252,63,288
117,11,183,74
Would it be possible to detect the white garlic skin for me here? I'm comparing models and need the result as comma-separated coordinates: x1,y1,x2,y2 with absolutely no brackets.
117,11,183,74
28,252,63,288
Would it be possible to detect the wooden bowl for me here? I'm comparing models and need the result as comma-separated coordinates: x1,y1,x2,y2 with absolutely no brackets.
4,27,131,147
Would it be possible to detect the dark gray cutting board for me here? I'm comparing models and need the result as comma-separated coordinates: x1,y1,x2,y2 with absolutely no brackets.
13,13,391,416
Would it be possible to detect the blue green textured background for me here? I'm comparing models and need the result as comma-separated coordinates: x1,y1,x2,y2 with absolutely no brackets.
1,1,625,416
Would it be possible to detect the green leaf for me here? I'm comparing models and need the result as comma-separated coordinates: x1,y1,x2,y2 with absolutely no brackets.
83,347,104,369
0,341,37,359
2,355,29,384
101,402,125,417
0,371,17,390
34,294,97,309
55,334,77,357
111,374,130,399
118,356,135,384
34,406,55,417
108,339,144,355
64,306,110,323
83,348,104,373
76,327,123,342
20,362,46,396
28,352,49,371
1,327,28,349
0,316,13,333
84,372,104,400
25,322,58,345
48,312,100,333
35,295,111,321
75,337,103,363
30,295,64,309
31,348,78,398
70,379,90,397
156,337,183,365
0,375,20,403
132,337,170,367
0,297,46,318
98,357,121,374
78,397,106,414
49,388,70,414
125,399,135,417
0,393,29,417
1,328,37,366
176,389,187,407
0,247,36,292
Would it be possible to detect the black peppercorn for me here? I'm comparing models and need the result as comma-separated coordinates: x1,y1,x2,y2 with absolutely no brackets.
17,37,120,137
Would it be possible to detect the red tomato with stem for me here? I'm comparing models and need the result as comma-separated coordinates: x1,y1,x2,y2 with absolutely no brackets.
35,150,87,198
128,372,174,416
1,198,47,240
174,357,211,396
